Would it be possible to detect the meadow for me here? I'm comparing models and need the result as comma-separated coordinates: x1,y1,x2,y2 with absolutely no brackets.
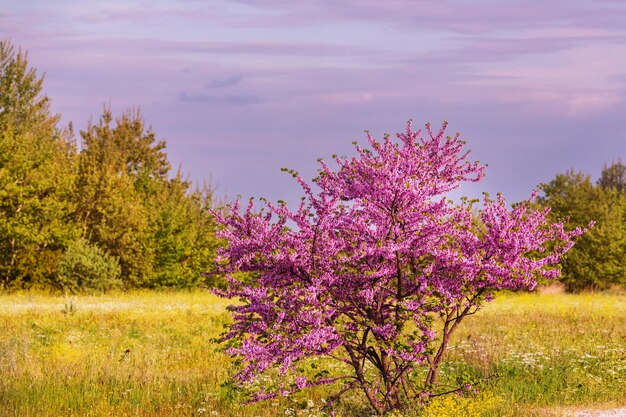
0,290,624,417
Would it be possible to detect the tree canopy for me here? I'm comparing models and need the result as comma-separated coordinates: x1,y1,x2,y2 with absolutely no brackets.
0,40,219,291
214,122,585,414
0,40,77,288
539,164,626,291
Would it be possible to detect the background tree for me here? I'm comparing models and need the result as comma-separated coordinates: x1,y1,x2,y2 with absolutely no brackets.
75,108,219,288
597,159,626,194
539,167,626,291
0,40,220,291
76,108,173,287
150,172,219,287
215,122,585,414
0,40,77,289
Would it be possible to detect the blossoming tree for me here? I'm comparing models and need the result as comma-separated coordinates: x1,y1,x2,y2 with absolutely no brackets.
214,122,586,414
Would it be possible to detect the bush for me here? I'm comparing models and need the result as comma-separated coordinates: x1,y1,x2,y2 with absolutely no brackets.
57,238,122,292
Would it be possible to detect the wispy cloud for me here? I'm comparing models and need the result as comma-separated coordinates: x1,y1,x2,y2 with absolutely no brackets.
221,0,626,33
77,4,199,24
208,75,243,89
567,91,623,116
4,0,626,205
179,92,260,105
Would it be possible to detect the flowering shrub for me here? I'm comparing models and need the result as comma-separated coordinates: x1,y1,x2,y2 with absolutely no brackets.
213,122,586,414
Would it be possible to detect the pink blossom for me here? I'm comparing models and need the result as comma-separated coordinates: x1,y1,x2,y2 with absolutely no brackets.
213,121,586,413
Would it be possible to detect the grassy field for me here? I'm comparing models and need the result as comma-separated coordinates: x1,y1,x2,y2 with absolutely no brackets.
0,290,624,417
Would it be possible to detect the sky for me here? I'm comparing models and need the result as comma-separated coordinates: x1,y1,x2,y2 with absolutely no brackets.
2,0,626,206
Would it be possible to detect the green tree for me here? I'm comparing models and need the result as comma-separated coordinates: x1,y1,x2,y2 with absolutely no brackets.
75,108,220,288
598,159,626,194
75,109,158,287
539,169,626,291
0,40,219,291
0,40,78,289
150,173,219,287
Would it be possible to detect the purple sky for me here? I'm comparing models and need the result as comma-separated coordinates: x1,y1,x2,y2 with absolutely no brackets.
2,0,626,206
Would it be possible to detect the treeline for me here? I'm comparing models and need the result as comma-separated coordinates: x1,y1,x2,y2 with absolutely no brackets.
0,40,219,292
539,161,626,292
2,40,624,293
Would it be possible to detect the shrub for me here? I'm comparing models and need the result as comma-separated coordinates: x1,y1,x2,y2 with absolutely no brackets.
57,237,122,292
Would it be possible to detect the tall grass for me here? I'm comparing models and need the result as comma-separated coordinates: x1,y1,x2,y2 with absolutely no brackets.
437,292,626,416
0,291,623,416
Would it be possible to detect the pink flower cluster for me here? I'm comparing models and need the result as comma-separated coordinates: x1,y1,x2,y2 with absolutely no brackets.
213,121,585,412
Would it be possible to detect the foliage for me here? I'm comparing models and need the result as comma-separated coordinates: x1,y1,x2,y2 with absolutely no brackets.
0,40,78,289
0,40,219,290
75,108,161,287
57,237,121,292
597,159,626,194
151,172,219,288
539,166,626,291
75,108,219,289
214,122,585,414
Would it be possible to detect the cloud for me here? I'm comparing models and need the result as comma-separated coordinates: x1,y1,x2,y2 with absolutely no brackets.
178,41,379,58
208,75,243,88
179,92,260,105
224,0,626,34
6,0,626,207
567,91,623,116
609,73,626,84
76,4,201,24
13,36,382,62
